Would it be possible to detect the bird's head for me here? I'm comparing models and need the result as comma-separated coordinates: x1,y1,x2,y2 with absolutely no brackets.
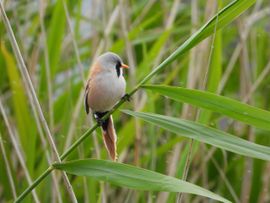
96,52,129,77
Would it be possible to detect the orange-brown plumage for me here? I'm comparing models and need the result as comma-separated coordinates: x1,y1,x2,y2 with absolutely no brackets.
101,116,117,160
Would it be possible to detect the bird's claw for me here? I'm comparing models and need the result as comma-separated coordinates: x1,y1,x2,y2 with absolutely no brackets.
94,114,104,126
96,118,104,126
122,93,131,102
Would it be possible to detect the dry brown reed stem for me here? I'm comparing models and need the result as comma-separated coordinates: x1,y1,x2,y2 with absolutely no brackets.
39,0,53,131
38,1,63,202
0,132,17,199
128,0,184,199
197,2,222,199
216,9,270,201
175,1,200,202
207,148,241,203
218,7,270,94
153,0,181,70
0,98,40,203
156,0,182,65
191,146,240,203
61,0,85,83
132,0,156,27
119,0,141,166
157,143,183,203
61,1,92,201
177,1,218,202
219,9,270,135
258,163,270,203
238,19,254,203
244,59,270,102
198,55,270,203
23,76,63,203
189,146,240,203
0,2,78,202
217,8,270,200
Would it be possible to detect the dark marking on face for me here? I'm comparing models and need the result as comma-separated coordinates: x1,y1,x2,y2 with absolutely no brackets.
115,61,121,77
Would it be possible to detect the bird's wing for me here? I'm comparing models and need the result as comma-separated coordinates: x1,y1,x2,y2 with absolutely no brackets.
84,62,101,114
84,79,90,114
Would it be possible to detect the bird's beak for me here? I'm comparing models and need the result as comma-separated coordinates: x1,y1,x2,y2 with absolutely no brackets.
121,63,129,69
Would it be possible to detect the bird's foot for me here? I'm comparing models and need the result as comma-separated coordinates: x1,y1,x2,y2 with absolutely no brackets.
96,118,104,126
122,93,131,102
94,114,104,126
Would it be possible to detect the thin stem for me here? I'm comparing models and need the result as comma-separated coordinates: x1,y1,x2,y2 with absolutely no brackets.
0,132,17,199
177,139,194,203
61,124,98,160
0,2,77,202
39,0,54,131
119,0,140,165
15,167,54,203
38,2,63,202
61,0,85,83
209,148,240,203
64,91,85,151
178,3,220,203
0,98,40,203
218,7,270,94
238,19,253,203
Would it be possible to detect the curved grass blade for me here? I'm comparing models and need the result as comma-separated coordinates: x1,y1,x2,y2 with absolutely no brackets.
53,159,231,203
122,110,270,161
1,44,37,174
143,85,270,131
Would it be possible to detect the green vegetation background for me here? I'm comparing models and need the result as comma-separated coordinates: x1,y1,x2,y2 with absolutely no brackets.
0,0,269,202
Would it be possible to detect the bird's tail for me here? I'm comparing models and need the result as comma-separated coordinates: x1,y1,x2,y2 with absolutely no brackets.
101,115,117,161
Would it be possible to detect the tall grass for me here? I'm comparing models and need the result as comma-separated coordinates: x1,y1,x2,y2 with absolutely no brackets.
0,0,269,203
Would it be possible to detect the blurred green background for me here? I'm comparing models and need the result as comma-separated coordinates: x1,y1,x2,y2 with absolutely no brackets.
0,0,270,202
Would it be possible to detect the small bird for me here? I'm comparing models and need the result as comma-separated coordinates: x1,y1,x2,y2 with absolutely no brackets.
84,52,129,160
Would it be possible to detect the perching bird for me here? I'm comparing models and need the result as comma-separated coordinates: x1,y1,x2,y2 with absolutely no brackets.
84,52,129,160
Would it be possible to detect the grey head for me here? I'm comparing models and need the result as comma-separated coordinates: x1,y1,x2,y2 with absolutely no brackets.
97,52,128,77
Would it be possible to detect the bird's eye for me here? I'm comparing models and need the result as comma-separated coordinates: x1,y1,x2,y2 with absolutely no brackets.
115,61,121,77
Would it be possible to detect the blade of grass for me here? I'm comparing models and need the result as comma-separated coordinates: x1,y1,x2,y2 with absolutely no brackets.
53,159,231,203
1,44,37,174
143,85,270,131
122,110,270,161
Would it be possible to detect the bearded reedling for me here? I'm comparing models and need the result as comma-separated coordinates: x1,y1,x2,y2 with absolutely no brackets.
84,52,129,160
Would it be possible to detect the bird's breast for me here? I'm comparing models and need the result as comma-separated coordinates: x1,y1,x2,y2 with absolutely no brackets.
88,73,126,112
